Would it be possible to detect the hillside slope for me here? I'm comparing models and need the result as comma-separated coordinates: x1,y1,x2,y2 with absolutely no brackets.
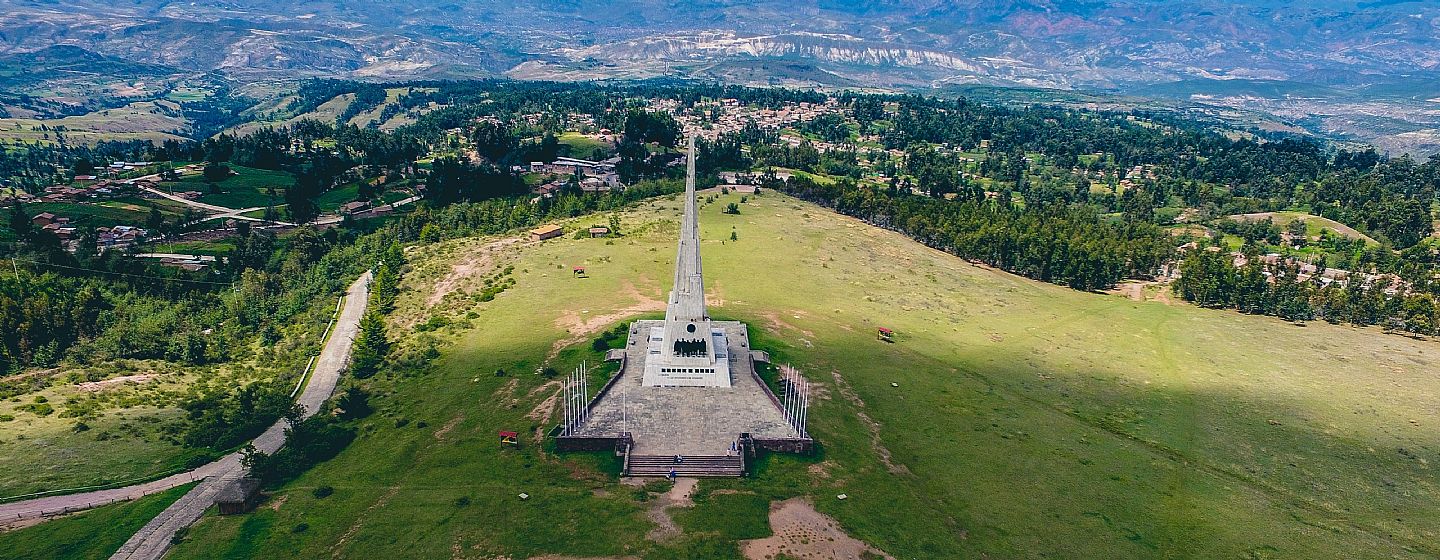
158,191,1439,559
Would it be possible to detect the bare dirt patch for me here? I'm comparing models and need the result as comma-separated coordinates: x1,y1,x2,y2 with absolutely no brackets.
830,370,910,475
547,280,664,359
427,237,526,305
266,494,288,511
807,460,838,479
740,498,895,560
1112,281,1146,302
525,380,564,439
492,378,520,408
434,415,465,440
758,311,815,338
77,373,158,392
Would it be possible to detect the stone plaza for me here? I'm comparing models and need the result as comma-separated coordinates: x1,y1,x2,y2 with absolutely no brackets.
555,136,811,476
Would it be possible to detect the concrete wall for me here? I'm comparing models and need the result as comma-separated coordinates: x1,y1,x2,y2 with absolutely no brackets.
753,438,814,454
555,436,625,452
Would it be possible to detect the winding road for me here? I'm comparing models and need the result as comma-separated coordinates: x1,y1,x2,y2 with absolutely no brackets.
0,273,371,544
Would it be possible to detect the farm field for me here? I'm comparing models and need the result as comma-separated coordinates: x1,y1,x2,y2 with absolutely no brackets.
0,101,187,146
313,182,410,213
557,131,611,158
229,93,355,138
132,191,1440,559
162,165,294,210
144,240,236,256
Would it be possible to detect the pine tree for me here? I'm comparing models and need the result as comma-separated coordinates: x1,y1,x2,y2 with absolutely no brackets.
350,311,388,379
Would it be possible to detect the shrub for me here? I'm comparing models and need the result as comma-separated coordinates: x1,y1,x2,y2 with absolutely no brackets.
453,496,471,507
18,403,54,416
312,486,334,499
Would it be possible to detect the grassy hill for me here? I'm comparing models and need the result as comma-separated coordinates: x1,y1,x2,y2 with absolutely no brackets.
50,191,1436,559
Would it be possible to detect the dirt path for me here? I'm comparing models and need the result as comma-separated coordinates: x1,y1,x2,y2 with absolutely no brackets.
829,370,910,475
645,477,698,541
525,380,564,439
740,498,894,560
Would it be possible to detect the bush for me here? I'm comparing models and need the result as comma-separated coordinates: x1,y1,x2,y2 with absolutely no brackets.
312,486,334,499
723,202,740,214
18,403,53,416
293,522,309,533
453,496,471,507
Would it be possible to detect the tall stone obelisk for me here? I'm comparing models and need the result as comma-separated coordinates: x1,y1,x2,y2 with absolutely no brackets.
642,136,732,387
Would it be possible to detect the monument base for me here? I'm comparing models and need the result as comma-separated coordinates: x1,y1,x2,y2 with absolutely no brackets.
641,325,732,387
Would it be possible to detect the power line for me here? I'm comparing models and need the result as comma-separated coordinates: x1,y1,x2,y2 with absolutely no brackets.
9,258,236,287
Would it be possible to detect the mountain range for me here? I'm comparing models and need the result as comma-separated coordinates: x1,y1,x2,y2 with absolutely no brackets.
1,0,1438,153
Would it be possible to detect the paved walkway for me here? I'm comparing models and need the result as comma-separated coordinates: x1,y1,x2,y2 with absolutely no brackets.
575,320,797,456
0,273,370,536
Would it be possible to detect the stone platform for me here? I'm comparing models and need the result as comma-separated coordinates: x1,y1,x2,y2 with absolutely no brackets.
570,320,798,456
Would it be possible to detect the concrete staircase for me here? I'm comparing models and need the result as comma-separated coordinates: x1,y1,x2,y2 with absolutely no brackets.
625,454,744,477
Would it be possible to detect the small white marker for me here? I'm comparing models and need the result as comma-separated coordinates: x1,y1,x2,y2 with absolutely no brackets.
891,382,899,387
837,493,848,500
518,493,530,500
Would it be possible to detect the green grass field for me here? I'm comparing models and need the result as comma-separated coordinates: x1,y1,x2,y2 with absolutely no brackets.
0,484,194,560
557,131,611,158
162,165,293,210
137,192,1440,559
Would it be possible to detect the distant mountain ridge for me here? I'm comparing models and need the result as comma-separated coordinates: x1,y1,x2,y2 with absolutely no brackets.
1,0,1435,86
1,0,1438,154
